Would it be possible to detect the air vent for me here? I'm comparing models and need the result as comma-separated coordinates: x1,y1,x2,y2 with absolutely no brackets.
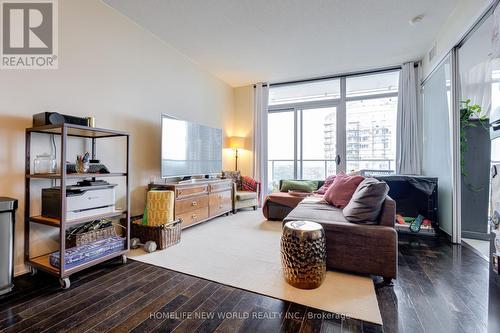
429,44,436,62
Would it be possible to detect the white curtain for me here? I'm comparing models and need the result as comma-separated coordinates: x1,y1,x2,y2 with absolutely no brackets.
253,83,269,205
396,62,422,175
461,59,492,117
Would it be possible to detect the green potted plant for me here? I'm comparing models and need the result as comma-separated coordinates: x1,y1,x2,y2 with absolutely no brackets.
460,99,488,177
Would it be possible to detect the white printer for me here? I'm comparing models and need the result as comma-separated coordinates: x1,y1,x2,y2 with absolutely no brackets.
42,180,116,221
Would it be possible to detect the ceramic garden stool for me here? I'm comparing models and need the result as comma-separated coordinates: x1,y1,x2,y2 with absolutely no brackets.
280,220,326,289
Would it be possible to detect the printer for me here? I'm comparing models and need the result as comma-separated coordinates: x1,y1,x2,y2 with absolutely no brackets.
42,180,116,221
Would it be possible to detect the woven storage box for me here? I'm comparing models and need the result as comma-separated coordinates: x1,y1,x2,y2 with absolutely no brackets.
131,219,181,250
146,190,174,226
66,225,116,248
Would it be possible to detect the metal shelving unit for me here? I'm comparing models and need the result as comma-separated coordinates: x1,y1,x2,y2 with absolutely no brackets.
24,123,130,289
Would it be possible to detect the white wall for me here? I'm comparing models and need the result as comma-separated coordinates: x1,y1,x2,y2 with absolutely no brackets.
0,0,234,275
422,0,493,80
231,86,254,176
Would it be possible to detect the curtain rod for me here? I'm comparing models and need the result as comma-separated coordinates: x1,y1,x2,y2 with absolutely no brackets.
253,62,419,88
268,65,403,87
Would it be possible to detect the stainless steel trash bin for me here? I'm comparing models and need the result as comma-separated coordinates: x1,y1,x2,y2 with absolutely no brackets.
0,197,17,296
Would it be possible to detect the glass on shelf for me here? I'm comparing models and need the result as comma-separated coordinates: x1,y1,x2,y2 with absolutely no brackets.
34,154,57,174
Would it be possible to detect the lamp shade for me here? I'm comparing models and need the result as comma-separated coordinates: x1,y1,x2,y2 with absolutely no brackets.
227,136,246,149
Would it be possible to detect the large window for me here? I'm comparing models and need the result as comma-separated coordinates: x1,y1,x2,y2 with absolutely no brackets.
267,70,399,191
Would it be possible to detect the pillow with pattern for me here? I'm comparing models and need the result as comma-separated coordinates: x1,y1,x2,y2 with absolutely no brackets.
222,170,242,189
241,176,258,192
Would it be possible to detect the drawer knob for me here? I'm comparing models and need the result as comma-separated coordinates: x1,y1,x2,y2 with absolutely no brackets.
192,214,197,219
192,201,198,206
219,205,223,209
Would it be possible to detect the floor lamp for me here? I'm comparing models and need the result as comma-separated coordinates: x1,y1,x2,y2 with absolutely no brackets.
227,136,245,171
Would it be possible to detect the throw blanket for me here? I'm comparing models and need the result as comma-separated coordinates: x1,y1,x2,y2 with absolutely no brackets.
262,192,324,219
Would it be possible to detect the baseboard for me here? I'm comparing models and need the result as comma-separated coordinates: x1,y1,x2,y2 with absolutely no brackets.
461,231,490,241
14,264,29,277
461,240,489,262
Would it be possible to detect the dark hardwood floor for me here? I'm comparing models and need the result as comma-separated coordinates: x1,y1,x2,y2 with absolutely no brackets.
0,235,496,333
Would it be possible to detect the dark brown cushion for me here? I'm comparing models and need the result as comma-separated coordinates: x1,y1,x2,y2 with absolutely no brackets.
342,178,389,224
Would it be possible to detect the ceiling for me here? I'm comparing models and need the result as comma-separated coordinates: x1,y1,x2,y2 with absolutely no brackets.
103,0,459,87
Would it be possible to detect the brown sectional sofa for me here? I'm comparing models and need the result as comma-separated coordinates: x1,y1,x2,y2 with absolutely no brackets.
282,191,398,281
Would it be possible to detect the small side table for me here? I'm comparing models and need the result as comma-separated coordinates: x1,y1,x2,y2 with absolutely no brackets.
281,221,326,289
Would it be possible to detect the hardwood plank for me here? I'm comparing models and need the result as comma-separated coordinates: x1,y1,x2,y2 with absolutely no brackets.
299,307,324,333
171,285,234,333
0,262,114,313
280,303,307,333
2,264,155,333
19,262,149,319
67,270,181,332
94,274,199,332
213,291,262,333
233,293,289,333
45,269,173,332
150,282,222,332
195,288,245,333
0,262,143,330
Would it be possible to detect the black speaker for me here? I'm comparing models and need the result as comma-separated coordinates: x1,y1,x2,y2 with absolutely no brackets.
33,112,88,127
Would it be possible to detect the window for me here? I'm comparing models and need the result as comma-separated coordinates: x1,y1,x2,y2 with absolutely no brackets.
345,97,397,172
267,70,399,191
346,71,399,97
268,111,295,191
269,79,341,105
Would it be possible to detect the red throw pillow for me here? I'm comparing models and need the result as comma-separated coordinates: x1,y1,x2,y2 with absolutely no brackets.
316,175,336,195
241,176,258,192
324,173,365,208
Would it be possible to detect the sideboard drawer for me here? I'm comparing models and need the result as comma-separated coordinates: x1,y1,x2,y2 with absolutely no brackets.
209,190,232,216
177,206,209,228
209,181,233,193
175,196,209,215
176,185,208,199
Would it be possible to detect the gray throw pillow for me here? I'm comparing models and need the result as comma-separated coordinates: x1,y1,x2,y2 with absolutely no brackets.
343,178,389,224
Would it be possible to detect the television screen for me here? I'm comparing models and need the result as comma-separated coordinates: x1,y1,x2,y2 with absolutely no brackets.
161,115,223,178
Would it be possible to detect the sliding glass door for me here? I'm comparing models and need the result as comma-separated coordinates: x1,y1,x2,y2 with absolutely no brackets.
268,110,295,191
267,105,339,192
301,107,338,179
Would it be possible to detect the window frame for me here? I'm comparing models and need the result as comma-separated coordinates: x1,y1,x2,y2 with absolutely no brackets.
267,69,400,186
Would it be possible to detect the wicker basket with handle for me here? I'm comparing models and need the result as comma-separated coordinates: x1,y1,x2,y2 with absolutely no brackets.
131,219,181,250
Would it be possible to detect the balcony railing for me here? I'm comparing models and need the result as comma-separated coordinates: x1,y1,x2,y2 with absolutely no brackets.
267,158,395,191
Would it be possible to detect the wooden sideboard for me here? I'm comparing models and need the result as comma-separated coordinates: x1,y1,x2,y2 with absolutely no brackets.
149,179,233,229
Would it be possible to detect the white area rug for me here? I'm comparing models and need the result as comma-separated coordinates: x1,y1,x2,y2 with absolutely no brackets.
130,210,382,324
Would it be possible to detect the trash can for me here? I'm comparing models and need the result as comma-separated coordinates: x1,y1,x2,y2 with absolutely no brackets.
0,197,17,296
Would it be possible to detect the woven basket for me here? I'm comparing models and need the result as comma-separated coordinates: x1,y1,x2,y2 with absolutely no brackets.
66,225,117,248
131,219,181,250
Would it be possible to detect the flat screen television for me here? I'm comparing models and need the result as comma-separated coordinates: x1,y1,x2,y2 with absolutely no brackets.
161,115,223,178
